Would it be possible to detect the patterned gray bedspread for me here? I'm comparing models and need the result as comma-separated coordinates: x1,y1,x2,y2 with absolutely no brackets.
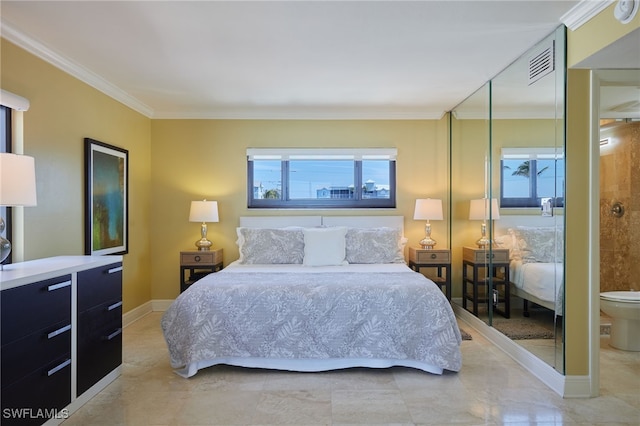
161,271,462,375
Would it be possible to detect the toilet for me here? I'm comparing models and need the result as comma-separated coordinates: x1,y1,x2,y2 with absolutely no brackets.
600,291,640,351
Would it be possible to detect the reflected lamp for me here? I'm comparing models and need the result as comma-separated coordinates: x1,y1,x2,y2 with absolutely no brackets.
0,153,37,269
413,198,443,249
189,200,219,251
468,198,500,248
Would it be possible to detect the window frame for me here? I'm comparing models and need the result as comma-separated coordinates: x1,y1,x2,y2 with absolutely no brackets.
247,148,397,209
500,147,564,208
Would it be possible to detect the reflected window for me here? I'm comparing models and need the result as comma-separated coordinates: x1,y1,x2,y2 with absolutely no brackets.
500,147,564,208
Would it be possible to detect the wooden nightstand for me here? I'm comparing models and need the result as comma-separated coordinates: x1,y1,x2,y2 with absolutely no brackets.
408,247,451,301
179,249,223,293
462,246,510,318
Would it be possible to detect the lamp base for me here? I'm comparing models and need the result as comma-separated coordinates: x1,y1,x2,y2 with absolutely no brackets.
419,237,437,250
0,218,10,270
475,237,492,249
475,222,493,248
194,238,212,251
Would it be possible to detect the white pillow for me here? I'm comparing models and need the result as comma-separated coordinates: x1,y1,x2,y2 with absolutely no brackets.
303,227,348,266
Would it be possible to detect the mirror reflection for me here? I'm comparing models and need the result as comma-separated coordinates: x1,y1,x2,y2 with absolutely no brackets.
450,27,565,373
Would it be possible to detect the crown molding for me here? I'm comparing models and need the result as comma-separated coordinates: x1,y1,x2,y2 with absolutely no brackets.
151,107,445,120
561,0,614,31
1,19,154,117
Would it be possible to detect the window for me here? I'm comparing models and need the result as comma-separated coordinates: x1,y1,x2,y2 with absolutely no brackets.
247,148,396,208
500,147,564,208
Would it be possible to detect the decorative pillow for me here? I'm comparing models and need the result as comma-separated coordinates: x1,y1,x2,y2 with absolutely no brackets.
236,227,304,264
512,226,563,264
345,227,405,264
302,227,348,266
494,230,521,261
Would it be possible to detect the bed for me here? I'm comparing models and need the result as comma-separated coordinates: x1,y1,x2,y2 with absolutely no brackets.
495,223,564,316
161,215,462,378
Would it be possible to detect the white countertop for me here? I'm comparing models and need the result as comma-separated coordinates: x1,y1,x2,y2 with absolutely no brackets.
0,255,123,290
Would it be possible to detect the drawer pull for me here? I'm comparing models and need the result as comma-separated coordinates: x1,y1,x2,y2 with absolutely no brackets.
107,266,123,274
47,280,71,292
47,359,71,377
107,301,123,311
47,324,71,339
194,255,201,262
430,253,437,259
104,328,122,341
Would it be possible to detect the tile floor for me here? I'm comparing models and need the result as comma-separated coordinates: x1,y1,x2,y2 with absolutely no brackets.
62,312,639,425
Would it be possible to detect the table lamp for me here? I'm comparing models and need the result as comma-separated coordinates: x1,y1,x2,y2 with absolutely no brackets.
189,200,219,251
468,198,500,248
0,153,37,269
413,198,443,249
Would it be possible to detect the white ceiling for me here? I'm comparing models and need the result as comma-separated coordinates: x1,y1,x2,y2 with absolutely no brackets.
1,1,636,119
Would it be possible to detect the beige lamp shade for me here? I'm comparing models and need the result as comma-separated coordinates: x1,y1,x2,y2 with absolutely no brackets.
189,200,219,223
413,198,443,249
468,198,500,221
413,198,443,221
0,153,37,206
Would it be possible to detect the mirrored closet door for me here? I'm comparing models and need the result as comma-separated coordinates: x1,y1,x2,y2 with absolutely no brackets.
450,26,566,373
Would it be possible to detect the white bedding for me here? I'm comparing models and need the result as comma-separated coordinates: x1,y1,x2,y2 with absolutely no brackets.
510,260,563,314
161,263,462,378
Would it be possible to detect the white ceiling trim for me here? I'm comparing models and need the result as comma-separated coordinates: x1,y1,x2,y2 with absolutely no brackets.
1,19,154,117
152,107,444,120
561,0,614,30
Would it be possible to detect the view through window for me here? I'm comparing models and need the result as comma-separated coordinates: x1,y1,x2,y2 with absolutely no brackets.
248,148,396,208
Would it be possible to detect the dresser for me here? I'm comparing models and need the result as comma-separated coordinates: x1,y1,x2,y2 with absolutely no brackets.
0,256,123,425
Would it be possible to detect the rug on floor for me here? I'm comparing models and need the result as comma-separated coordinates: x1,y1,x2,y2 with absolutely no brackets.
459,328,472,340
493,308,554,340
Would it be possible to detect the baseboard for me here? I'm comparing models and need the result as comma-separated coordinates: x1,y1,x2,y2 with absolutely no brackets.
152,299,174,312
563,375,592,398
122,301,153,327
453,304,588,397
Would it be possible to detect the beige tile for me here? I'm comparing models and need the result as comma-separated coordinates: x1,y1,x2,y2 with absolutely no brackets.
60,312,640,426
331,389,412,424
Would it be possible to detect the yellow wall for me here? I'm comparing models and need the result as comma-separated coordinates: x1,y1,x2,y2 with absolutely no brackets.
150,118,450,299
564,69,592,376
0,39,153,313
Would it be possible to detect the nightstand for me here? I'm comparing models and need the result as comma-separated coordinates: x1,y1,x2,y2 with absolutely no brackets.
462,247,510,318
408,247,451,301
179,249,223,293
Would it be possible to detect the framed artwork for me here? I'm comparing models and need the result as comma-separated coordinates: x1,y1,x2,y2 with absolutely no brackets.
84,138,128,255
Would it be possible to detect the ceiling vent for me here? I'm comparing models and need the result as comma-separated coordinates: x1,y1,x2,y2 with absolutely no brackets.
528,40,555,86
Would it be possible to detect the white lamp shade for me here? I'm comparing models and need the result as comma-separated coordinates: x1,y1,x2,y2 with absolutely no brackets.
0,153,37,206
189,200,219,222
413,198,443,220
468,198,500,220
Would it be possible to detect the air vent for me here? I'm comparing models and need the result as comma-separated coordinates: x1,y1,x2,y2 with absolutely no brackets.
528,40,555,85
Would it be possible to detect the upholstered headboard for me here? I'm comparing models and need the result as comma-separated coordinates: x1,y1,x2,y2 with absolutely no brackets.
321,215,404,234
239,216,322,228
239,215,404,233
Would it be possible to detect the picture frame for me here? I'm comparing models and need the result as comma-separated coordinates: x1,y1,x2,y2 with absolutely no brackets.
84,138,128,255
